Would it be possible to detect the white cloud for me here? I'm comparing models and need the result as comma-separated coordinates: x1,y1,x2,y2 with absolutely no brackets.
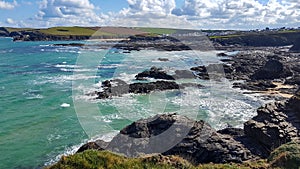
36,0,104,27
0,0,17,9
108,0,195,29
109,0,299,30
171,0,300,29
4,0,300,30
6,18,14,24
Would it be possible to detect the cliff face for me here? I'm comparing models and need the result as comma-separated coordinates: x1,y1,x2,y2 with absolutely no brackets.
211,32,300,47
290,38,300,52
12,31,91,41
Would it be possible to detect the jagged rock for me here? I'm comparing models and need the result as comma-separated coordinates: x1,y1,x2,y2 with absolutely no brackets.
217,53,228,57
77,140,109,153
290,38,300,52
96,79,180,99
135,67,175,80
129,81,180,94
97,114,256,164
191,66,209,80
80,88,300,163
244,92,300,153
191,64,233,80
287,88,300,112
251,60,284,80
233,80,277,91
96,79,129,99
158,58,169,62
173,70,196,79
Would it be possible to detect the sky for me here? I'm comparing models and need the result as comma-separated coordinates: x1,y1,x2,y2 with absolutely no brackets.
0,0,299,30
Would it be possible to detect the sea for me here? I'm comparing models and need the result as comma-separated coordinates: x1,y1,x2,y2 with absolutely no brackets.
0,37,266,169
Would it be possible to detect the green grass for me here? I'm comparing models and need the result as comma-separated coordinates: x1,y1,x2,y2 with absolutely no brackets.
4,27,35,33
209,34,244,39
38,27,97,36
48,150,269,169
47,150,193,169
268,142,300,169
135,27,178,35
4,27,129,37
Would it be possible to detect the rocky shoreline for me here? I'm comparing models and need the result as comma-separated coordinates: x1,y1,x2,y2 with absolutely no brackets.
33,29,300,167
79,88,300,165
74,36,300,166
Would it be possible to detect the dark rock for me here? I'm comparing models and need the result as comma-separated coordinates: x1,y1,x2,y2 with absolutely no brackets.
251,60,284,80
53,43,85,47
96,80,180,99
173,70,196,79
191,64,234,80
77,140,109,153
106,114,256,164
135,67,175,80
80,89,300,164
158,58,169,62
217,128,244,137
287,88,300,112
9,31,22,37
191,66,209,80
217,53,228,57
96,79,129,99
179,83,204,89
220,58,234,62
233,81,277,91
244,99,299,153
129,81,180,94
290,38,300,52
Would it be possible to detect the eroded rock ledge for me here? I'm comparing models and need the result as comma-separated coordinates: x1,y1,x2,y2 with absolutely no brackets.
79,89,300,165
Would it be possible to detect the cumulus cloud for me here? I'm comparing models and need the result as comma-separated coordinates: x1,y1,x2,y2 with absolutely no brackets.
109,0,194,29
172,0,300,29
110,0,299,29
6,18,14,24
4,0,300,29
0,0,17,9
36,0,104,27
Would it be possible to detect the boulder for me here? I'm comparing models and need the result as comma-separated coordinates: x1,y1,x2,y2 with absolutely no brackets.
129,81,180,94
251,60,284,80
135,67,175,80
77,140,109,153
96,79,129,99
233,80,277,91
97,79,180,99
173,70,196,79
287,88,300,113
103,114,256,164
244,93,300,152
289,38,300,52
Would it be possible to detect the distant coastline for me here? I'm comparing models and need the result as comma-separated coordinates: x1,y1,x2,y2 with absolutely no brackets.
1,26,300,49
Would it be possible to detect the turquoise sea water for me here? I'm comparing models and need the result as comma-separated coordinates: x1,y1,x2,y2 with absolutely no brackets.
0,38,264,169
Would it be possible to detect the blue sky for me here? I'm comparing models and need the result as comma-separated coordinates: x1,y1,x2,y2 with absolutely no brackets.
0,0,299,29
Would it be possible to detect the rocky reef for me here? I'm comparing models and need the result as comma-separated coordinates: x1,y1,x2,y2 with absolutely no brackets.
79,88,300,165
190,49,300,100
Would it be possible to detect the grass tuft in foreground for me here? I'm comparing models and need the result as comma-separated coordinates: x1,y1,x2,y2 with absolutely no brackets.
268,142,300,169
47,150,270,169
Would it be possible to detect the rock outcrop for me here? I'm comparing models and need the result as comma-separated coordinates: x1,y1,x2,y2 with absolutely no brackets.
289,38,300,52
135,67,175,80
81,88,300,164
105,114,257,164
96,79,180,99
244,88,300,154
